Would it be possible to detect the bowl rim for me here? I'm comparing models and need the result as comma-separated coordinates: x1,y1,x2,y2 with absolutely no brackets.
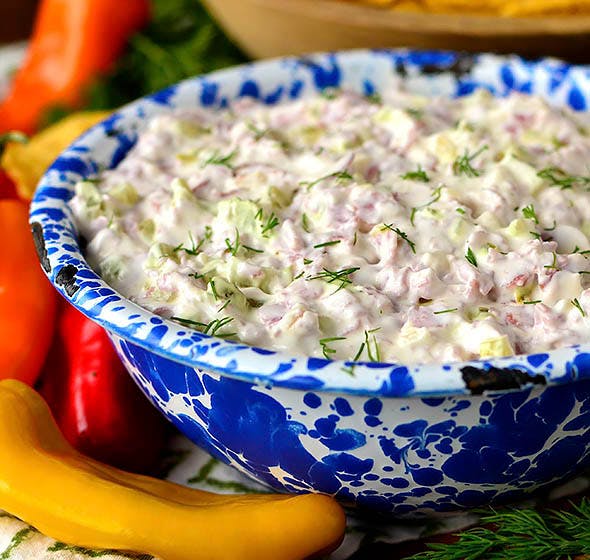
30,48,590,398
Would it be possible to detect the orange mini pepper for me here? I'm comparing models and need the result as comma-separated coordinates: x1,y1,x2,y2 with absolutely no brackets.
0,0,150,134
0,379,346,560
0,200,56,385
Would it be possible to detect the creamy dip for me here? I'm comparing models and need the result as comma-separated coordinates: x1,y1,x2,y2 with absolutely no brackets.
70,88,590,364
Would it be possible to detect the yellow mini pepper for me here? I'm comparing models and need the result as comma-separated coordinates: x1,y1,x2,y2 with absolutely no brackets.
0,380,346,560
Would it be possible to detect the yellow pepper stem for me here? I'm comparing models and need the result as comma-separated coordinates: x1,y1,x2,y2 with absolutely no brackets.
0,379,346,560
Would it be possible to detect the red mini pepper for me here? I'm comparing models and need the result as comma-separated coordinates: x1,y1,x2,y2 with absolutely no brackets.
0,0,150,134
39,303,167,474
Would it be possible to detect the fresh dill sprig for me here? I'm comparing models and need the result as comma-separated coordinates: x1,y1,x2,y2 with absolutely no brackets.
537,167,590,190
307,267,360,292
202,149,236,169
410,185,444,226
313,240,341,249
381,224,417,254
300,170,353,190
408,498,590,560
572,298,586,317
401,166,430,183
522,204,539,224
453,145,488,177
319,337,346,359
465,246,478,268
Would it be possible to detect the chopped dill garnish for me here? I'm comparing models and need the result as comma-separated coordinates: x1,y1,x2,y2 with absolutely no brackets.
188,271,204,280
300,170,353,190
537,167,590,190
303,258,313,265
544,220,557,231
364,329,381,362
353,231,358,246
573,246,590,255
202,149,236,169
433,308,458,315
243,245,264,254
217,299,231,313
523,300,542,305
401,166,430,183
293,270,305,280
572,298,586,317
171,316,236,339
544,252,560,270
522,204,539,224
410,185,444,225
319,337,346,359
313,240,341,249
406,107,424,119
224,228,241,256
307,267,360,292
453,145,488,177
320,87,339,100
530,231,542,240
259,211,280,236
209,280,220,300
456,207,466,215
247,122,268,140
302,213,311,233
381,224,417,253
366,92,382,104
465,246,478,267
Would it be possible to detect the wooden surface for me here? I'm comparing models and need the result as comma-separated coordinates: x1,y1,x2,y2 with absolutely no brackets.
203,0,590,61
0,1,38,44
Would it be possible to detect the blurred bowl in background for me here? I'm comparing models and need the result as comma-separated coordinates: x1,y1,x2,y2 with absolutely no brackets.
202,0,590,61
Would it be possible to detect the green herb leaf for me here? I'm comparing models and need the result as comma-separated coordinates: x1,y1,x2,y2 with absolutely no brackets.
410,185,444,225
300,171,353,190
408,498,590,560
465,247,478,267
308,267,360,292
381,224,417,253
522,204,539,225
572,298,586,317
319,337,346,359
433,308,458,315
453,145,488,177
202,149,236,169
258,210,279,236
224,228,240,256
537,167,590,190
401,166,430,183
313,240,341,249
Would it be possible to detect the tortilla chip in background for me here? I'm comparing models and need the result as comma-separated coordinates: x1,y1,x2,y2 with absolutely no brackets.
2,111,110,201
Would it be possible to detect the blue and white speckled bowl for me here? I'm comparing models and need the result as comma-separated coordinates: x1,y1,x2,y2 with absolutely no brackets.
31,50,590,517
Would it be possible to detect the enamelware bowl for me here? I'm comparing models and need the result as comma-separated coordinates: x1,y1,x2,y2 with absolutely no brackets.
31,49,590,517
203,0,590,62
